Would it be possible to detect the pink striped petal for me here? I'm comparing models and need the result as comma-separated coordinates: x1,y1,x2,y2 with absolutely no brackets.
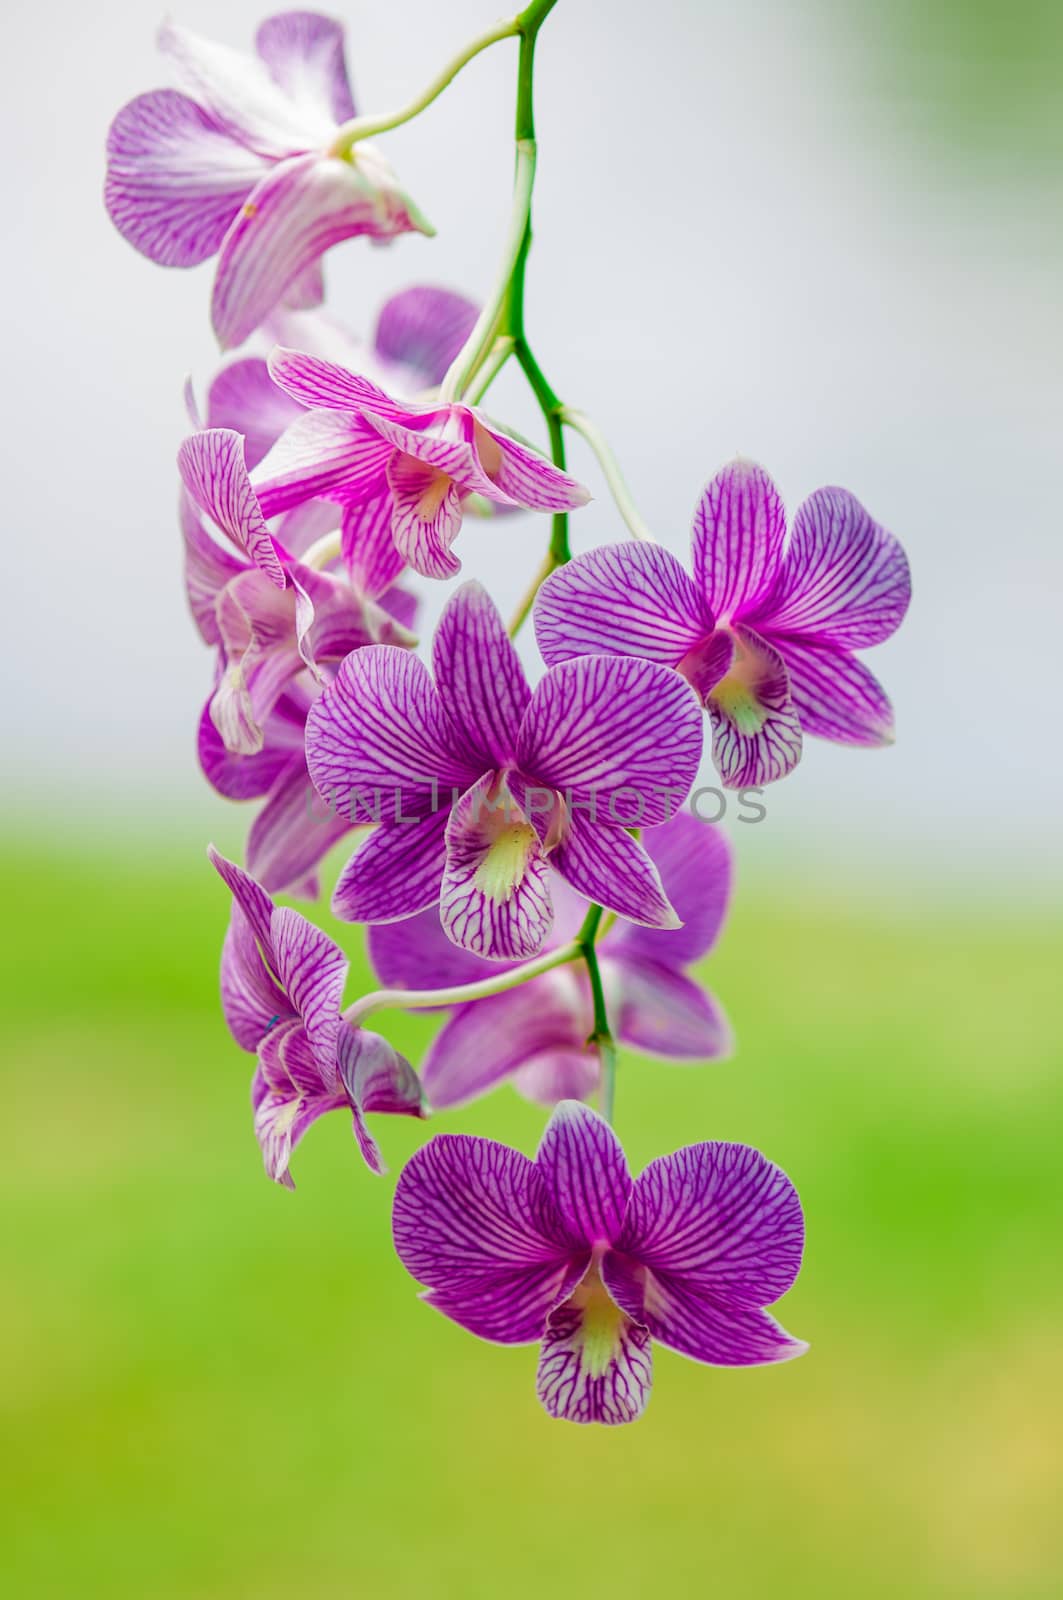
254,12,356,126
105,89,266,266
552,813,679,930
706,625,802,787
209,845,275,952
340,492,406,598
536,1102,631,1246
219,908,288,1051
512,1049,601,1109
335,1024,423,1175
421,973,588,1110
211,569,301,753
268,904,347,1079
205,356,304,469
475,422,591,513
246,753,353,894
373,286,479,386
367,904,496,995
778,637,895,746
387,451,465,579
614,963,732,1060
252,409,392,517
212,151,432,349
181,491,246,644
178,429,285,586
267,348,412,419
432,582,529,768
518,656,703,824
692,459,787,622
536,1265,653,1424
392,1134,584,1343
331,809,449,923
602,1254,806,1367
305,645,475,819
616,1142,805,1306
534,542,707,667
198,693,306,801
753,487,911,649
159,18,328,157
253,1020,346,1189
440,774,553,959
607,810,733,970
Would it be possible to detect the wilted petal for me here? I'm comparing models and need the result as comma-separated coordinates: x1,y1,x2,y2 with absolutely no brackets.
253,409,392,517
607,811,733,970
254,11,356,126
706,624,802,787
536,1265,653,1425
615,962,732,1060
615,1143,805,1306
335,1024,423,1174
778,637,895,746
373,286,478,386
692,459,787,621
387,451,465,579
178,428,285,586
753,486,911,649
421,972,587,1110
205,356,304,469
602,1253,806,1367
305,645,475,820
536,1101,631,1246
212,152,432,349
332,809,449,923
105,89,266,267
534,542,707,668
551,814,679,931
433,582,529,769
392,1134,583,1343
268,904,347,1077
518,656,702,825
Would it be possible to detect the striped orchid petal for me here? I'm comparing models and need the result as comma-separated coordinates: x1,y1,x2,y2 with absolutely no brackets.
779,636,896,746
550,813,679,931
219,905,289,1051
335,1024,424,1175
602,1255,806,1367
536,1102,632,1246
331,808,450,924
254,11,357,127
706,624,803,787
179,429,285,586
268,905,347,1079
267,348,414,419
181,492,246,644
537,1266,653,1425
252,409,392,518
440,774,554,960
386,450,466,578
421,973,590,1110
253,1019,346,1189
476,422,592,513
534,541,707,667
432,582,530,769
373,286,479,387
245,753,353,894
692,458,787,622
204,356,305,470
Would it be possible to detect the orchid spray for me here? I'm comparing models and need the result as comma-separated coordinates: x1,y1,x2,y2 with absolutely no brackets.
106,2,910,1423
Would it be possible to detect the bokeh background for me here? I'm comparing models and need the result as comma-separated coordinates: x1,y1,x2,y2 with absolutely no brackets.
3,0,1061,1594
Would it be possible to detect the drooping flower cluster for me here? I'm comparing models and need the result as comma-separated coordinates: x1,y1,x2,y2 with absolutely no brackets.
106,5,911,1424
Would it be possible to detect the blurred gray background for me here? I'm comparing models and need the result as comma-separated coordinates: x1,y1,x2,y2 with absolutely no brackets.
4,0,1061,894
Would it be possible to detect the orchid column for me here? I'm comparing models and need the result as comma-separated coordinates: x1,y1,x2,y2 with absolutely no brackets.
104,1,910,1424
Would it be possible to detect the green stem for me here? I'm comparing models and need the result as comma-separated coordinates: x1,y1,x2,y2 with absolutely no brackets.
329,17,520,154
343,936,581,1029
575,903,619,1123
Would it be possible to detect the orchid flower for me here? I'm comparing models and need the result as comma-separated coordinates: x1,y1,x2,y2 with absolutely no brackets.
304,581,704,959
105,12,432,347
368,810,733,1108
393,1101,806,1424
535,459,911,787
210,847,423,1182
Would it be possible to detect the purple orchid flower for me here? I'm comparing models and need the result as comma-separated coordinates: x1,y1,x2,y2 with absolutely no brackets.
210,847,423,1183
304,581,704,960
368,810,733,1109
393,1100,806,1424
534,458,911,787
105,12,432,348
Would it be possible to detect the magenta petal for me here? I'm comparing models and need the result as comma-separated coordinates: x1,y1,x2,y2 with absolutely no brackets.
253,1020,345,1188
602,1254,806,1367
441,774,554,960
534,541,707,668
422,973,587,1111
340,492,406,598
552,814,680,931
331,809,449,923
706,624,802,788
607,810,733,970
268,905,347,1077
335,1024,423,1175
692,459,787,621
392,1134,583,1343
211,152,430,349
267,348,411,418
433,582,529,768
252,409,392,518
246,754,353,894
178,429,285,587
373,286,479,387
777,637,896,746
617,1143,805,1307
181,491,246,644
518,656,703,825
367,904,497,995
105,89,265,267
386,451,465,579
205,357,305,470
254,11,357,125
512,1048,601,1109
209,845,275,952
220,908,288,1050
476,423,591,512
536,1101,631,1246
614,962,732,1060
754,486,911,649
537,1278,653,1425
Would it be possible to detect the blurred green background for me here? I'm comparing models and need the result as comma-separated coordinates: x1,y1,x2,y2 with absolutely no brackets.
4,835,1060,1598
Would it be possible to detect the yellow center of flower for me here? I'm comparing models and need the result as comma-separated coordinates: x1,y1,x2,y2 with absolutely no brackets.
413,466,454,519
566,1262,629,1378
708,632,769,734
472,819,539,904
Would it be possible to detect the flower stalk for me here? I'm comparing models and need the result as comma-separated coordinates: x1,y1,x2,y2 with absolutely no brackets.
343,936,582,1029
